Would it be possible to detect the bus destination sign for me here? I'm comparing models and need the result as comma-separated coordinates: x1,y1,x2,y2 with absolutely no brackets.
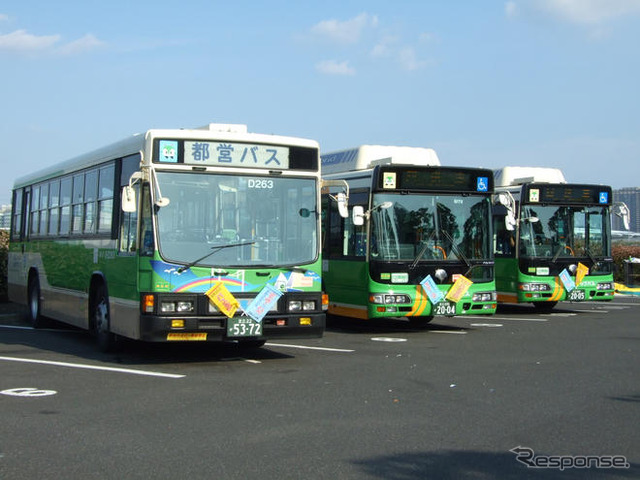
386,167,493,193
525,184,612,205
157,140,290,170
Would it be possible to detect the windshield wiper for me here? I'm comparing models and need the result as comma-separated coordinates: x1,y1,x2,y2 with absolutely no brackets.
254,265,309,272
177,241,255,273
440,229,473,273
551,245,565,263
583,247,599,268
551,243,578,263
410,231,436,269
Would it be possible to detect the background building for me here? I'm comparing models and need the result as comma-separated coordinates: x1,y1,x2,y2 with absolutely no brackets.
0,204,11,230
613,187,640,232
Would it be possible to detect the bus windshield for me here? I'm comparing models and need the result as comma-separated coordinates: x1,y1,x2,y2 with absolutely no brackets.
370,193,492,262
519,205,610,259
155,171,317,267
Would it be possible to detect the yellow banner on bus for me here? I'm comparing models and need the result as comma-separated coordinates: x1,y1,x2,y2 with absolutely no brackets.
445,275,473,303
205,282,239,318
576,262,589,286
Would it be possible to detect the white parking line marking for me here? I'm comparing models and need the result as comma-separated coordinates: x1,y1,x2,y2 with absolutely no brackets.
0,356,185,379
265,343,354,352
470,316,548,322
371,337,407,343
221,357,262,364
571,309,609,313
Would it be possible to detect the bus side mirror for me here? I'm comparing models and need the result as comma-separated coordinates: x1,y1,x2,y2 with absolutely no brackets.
121,186,137,212
336,192,349,218
496,192,511,207
353,206,365,226
494,192,516,231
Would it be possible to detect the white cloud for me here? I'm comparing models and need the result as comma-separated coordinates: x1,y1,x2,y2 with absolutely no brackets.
541,0,640,24
0,29,104,55
315,59,356,76
398,47,428,71
0,29,60,52
56,34,104,56
516,0,640,24
370,35,429,71
370,35,397,58
311,12,378,44
308,13,431,74
505,1,519,18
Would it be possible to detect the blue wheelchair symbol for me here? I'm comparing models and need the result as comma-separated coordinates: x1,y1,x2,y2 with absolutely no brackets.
477,177,488,192
599,192,608,204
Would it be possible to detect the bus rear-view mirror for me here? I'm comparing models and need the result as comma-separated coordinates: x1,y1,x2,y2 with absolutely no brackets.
336,192,349,218
121,186,137,212
353,205,365,226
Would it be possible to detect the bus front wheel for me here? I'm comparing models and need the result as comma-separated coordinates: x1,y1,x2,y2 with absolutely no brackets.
91,284,117,352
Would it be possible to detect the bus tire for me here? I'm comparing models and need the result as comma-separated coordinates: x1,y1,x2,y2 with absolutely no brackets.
27,274,45,328
91,283,117,353
533,301,557,313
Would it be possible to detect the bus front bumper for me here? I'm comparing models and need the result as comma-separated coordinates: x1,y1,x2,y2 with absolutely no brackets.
139,313,325,343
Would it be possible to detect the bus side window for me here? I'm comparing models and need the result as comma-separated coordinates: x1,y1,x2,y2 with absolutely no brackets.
11,189,24,241
343,206,366,258
140,185,154,256
493,207,514,257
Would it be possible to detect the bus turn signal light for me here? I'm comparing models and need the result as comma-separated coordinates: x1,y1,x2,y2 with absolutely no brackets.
322,293,329,311
143,295,155,313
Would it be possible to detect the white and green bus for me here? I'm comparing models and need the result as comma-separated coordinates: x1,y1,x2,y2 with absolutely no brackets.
492,166,624,311
8,123,325,350
321,146,497,326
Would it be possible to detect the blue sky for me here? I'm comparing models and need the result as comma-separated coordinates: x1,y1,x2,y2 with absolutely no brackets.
1,0,640,205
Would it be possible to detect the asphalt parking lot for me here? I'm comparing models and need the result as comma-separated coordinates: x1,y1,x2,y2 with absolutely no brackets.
1,296,639,479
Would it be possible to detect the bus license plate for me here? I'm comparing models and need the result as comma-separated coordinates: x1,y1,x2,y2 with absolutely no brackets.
227,317,263,338
434,301,456,316
568,289,586,301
